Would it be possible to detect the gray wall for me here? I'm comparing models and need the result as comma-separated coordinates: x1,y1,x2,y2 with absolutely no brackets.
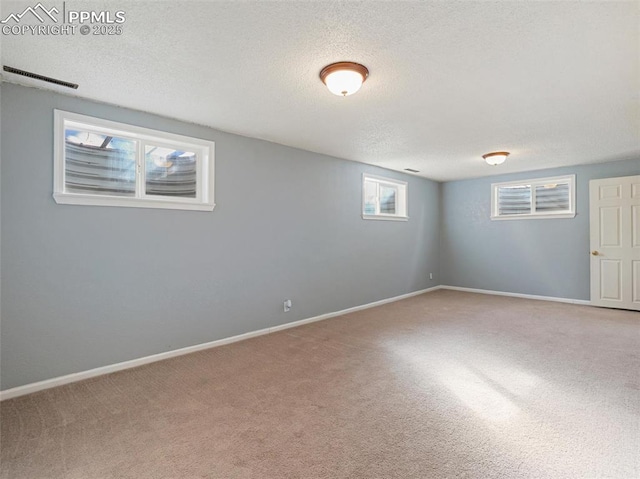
440,159,640,300
0,83,441,390
3,80,637,392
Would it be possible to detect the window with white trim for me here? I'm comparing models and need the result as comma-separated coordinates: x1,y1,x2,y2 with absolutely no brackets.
362,174,408,221
54,110,215,211
491,175,576,220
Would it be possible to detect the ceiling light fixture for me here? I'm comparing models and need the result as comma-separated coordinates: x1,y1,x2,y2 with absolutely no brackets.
320,62,369,97
483,151,510,166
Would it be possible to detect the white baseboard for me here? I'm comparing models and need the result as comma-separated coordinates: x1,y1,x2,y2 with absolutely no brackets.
439,285,591,306
269,286,440,333
0,284,591,400
0,286,440,401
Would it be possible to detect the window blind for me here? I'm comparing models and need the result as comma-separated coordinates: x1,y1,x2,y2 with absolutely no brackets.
497,185,531,215
535,183,570,213
493,176,574,219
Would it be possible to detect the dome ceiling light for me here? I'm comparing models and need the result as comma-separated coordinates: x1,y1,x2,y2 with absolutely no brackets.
483,151,510,166
319,62,369,97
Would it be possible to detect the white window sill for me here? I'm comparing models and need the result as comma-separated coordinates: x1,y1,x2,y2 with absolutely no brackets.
53,193,215,212
362,214,409,221
491,212,576,221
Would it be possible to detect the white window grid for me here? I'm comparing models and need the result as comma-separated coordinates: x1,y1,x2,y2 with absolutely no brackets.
53,110,215,212
490,174,576,220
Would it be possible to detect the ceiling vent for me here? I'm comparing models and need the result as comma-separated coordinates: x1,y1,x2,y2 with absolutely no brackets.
2,66,78,89
404,168,420,173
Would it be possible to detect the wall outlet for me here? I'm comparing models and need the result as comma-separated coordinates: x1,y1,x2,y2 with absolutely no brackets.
429,273,433,280
284,299,292,312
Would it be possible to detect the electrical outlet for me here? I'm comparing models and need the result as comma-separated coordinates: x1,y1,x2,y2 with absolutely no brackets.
429,273,433,280
284,299,292,312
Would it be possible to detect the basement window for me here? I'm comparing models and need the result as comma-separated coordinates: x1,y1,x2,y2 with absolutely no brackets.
53,110,215,211
491,175,576,220
362,174,408,221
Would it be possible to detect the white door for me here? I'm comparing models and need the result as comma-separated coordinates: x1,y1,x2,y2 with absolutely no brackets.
589,175,640,310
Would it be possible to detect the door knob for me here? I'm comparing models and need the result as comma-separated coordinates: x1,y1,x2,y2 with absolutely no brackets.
591,250,600,256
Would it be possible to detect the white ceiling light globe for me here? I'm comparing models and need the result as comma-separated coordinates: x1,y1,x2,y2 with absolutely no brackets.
324,70,365,96
483,152,510,166
320,62,369,97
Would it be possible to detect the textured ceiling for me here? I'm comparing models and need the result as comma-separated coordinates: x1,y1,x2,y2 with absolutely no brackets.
1,1,638,181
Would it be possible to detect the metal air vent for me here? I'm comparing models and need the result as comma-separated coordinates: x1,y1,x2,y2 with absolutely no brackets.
3,66,78,89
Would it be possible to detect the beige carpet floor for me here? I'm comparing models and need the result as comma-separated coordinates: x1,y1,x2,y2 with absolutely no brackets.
1,290,639,478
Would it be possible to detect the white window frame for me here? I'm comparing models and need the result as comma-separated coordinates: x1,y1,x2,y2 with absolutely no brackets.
491,174,576,220
53,110,215,211
362,173,408,221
